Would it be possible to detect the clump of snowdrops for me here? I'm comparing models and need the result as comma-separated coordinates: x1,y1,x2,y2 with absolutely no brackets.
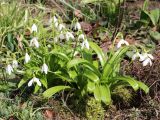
4,14,153,105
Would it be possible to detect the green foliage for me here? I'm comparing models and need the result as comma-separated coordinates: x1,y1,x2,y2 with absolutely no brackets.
1,1,149,107
0,93,44,119
0,2,27,50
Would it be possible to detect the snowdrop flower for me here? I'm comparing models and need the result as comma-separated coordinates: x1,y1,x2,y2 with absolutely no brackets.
139,53,154,66
54,22,59,28
53,16,58,23
30,37,39,48
25,53,30,63
28,77,41,87
58,24,65,31
31,24,37,33
6,64,13,75
12,60,18,68
81,39,89,50
78,34,85,40
117,39,129,48
74,22,81,30
54,36,58,43
132,52,141,60
66,32,74,41
59,33,65,40
41,63,48,74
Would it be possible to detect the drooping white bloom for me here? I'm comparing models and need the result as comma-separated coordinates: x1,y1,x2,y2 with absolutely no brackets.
6,64,13,75
139,53,154,66
54,36,58,43
132,52,140,60
30,37,39,48
31,24,37,33
41,63,48,74
28,77,41,87
81,39,89,50
142,58,153,66
58,24,65,31
55,22,59,28
66,32,74,41
59,33,65,40
53,16,58,23
25,53,30,63
12,60,18,68
74,22,81,30
117,39,129,48
78,34,85,40
53,16,59,28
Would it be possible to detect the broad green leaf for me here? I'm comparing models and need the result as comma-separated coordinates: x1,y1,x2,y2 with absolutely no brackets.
94,84,101,101
137,81,149,94
41,76,48,88
67,58,101,77
18,79,26,88
43,86,71,98
50,51,69,61
113,76,139,91
149,9,160,26
89,41,106,67
87,80,95,92
103,46,129,78
83,69,99,83
100,85,111,105
34,84,40,93
149,30,160,41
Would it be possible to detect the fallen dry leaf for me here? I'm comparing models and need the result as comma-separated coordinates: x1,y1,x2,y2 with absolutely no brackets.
44,109,56,120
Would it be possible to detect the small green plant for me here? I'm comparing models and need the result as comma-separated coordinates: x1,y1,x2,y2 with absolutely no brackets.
2,2,150,106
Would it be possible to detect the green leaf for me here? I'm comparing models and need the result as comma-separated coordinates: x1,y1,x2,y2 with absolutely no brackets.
67,58,101,77
149,9,160,26
87,81,95,92
100,85,111,105
41,76,48,88
43,86,71,98
103,46,129,78
137,81,149,94
149,30,160,41
89,41,106,67
113,76,139,91
94,84,101,101
50,51,69,61
83,69,99,83
18,79,26,88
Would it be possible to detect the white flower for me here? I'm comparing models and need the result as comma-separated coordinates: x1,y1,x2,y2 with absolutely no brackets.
81,39,89,50
74,22,81,30
59,33,65,40
142,58,153,66
117,39,129,48
78,34,85,40
30,37,39,48
53,16,58,23
58,24,65,31
132,52,140,60
139,53,154,66
54,36,58,43
28,77,41,87
12,60,18,68
55,22,59,28
25,53,30,63
66,32,74,41
6,64,13,75
31,24,37,33
41,63,48,74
